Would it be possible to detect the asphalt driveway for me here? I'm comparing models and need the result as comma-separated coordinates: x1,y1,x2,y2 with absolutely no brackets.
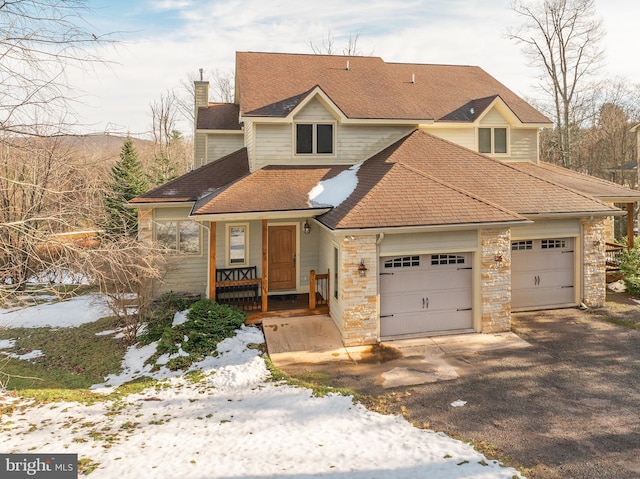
274,293,640,478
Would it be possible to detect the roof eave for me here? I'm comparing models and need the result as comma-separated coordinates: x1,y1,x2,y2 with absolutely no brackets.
521,210,625,219
317,219,533,235
126,200,196,208
189,208,332,222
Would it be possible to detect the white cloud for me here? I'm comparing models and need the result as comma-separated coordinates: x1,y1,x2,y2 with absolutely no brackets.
68,0,640,136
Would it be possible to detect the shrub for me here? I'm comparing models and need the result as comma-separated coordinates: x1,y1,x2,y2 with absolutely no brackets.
149,299,246,370
139,292,201,345
619,239,640,296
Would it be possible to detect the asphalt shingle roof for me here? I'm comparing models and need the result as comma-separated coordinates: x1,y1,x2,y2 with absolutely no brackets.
130,148,250,204
235,52,551,124
187,131,619,229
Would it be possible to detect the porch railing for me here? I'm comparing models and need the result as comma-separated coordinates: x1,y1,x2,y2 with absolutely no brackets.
605,242,625,272
309,269,330,310
215,266,262,311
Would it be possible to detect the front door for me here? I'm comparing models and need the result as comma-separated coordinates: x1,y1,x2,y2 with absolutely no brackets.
268,225,297,290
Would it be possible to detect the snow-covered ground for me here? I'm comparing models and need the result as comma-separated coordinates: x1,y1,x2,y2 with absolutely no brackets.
0,296,524,478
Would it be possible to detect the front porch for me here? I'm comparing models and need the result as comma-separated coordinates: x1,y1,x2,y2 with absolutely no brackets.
208,219,330,323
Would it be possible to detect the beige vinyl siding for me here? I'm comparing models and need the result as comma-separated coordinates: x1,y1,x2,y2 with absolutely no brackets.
511,219,580,240
205,133,244,164
507,129,538,162
154,207,207,296
295,97,337,121
379,230,479,256
337,125,413,162
479,108,508,125
424,127,475,150
318,228,343,329
243,120,256,171
194,132,207,168
255,123,292,163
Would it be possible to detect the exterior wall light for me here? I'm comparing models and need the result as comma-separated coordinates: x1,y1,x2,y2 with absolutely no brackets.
303,220,311,234
358,259,368,277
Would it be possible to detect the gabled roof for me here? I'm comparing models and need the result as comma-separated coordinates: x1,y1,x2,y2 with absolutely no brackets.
185,131,618,229
235,52,551,124
130,148,250,204
196,103,241,130
512,161,640,203
319,131,618,229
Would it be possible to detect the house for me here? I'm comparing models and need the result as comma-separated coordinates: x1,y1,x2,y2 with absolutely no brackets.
131,52,640,346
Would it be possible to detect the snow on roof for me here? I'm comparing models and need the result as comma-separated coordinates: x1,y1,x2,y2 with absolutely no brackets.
308,163,361,207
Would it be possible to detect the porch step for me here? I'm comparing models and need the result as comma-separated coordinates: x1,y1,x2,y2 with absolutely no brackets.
246,306,329,324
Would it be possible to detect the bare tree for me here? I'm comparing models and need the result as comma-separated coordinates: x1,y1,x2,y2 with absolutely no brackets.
506,0,605,168
0,1,115,303
150,90,180,160
75,237,166,344
308,29,370,56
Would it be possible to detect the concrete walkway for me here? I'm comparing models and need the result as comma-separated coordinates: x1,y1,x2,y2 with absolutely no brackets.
262,315,531,388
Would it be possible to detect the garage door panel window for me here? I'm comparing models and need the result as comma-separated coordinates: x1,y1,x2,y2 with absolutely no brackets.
431,254,465,265
384,256,421,268
541,239,568,249
512,240,532,250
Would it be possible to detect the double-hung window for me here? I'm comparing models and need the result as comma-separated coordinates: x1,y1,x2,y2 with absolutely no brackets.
227,224,248,266
156,221,200,255
296,123,334,155
478,127,508,154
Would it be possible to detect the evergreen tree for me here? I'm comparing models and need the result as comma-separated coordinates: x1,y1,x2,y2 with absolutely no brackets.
148,155,178,187
104,136,149,238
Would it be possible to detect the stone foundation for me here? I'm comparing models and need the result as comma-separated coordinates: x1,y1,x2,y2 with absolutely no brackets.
582,217,606,307
337,235,378,346
480,228,511,333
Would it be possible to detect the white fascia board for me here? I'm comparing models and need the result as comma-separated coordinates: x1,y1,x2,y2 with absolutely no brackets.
316,219,533,236
189,208,331,222
522,210,626,219
126,201,196,209
195,129,243,134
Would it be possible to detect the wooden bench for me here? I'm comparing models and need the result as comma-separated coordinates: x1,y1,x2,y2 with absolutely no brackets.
215,266,261,309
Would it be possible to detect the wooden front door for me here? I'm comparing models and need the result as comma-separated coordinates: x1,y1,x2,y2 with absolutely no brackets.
268,225,296,290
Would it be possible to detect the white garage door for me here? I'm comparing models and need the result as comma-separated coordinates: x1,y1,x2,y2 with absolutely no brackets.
379,253,473,339
511,238,575,310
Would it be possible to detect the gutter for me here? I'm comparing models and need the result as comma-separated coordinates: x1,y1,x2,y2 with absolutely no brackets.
188,208,332,222
315,219,533,236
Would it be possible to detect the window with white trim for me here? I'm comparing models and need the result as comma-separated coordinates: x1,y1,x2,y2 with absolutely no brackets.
296,123,334,155
227,224,249,266
478,127,508,154
511,240,533,251
384,256,420,268
156,220,200,255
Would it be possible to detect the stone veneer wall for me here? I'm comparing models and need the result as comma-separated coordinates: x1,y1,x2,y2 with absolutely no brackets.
480,228,511,333
582,217,606,307
137,208,153,245
337,234,378,346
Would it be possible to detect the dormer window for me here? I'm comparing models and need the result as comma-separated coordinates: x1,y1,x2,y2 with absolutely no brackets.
478,127,508,154
296,123,334,155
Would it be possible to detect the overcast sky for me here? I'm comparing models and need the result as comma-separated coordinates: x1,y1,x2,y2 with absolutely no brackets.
77,0,638,138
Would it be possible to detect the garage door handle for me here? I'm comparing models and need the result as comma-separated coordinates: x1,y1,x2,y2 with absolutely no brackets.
457,308,472,311
422,297,425,309
380,272,394,276
561,250,574,253
457,267,472,270
380,314,394,318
